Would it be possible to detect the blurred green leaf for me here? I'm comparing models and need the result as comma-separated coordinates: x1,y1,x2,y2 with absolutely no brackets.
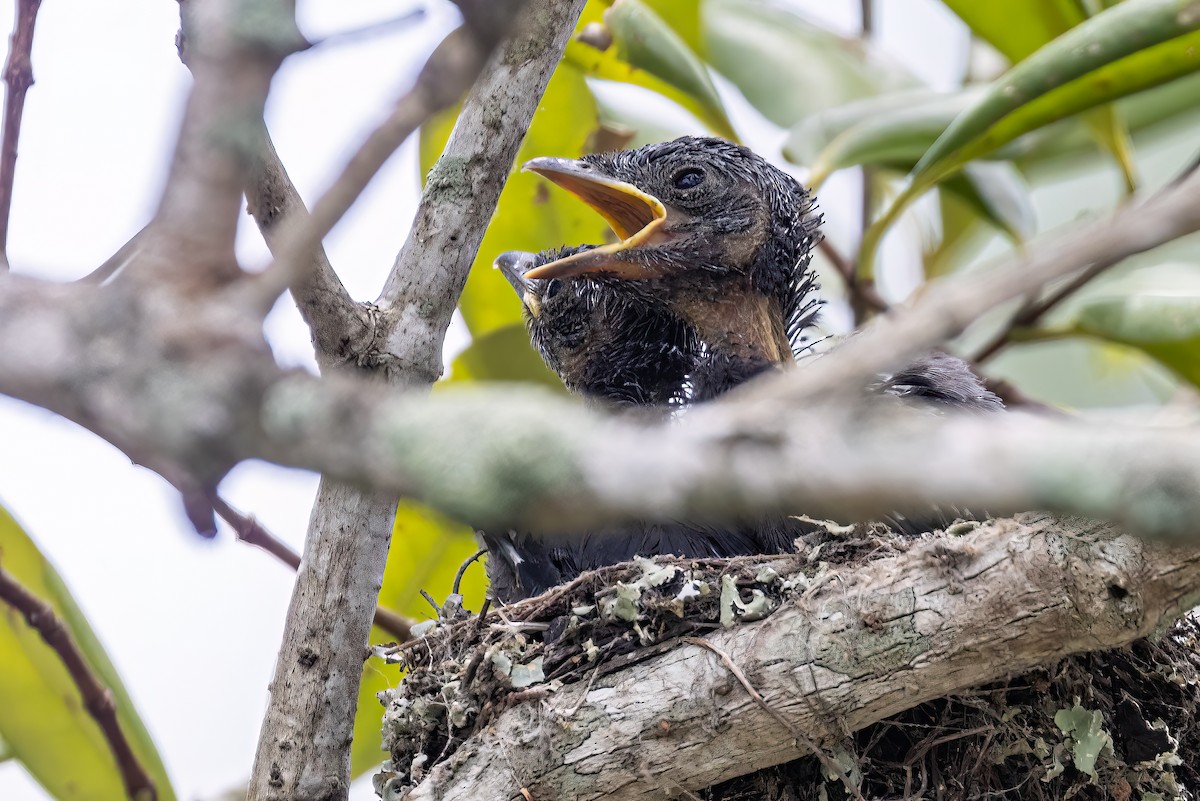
1059,262,1200,388
701,0,914,127
789,89,981,184
860,0,1200,278
419,64,610,338
915,0,1200,182
943,0,1087,62
351,502,486,777
445,324,567,389
574,0,736,139
0,503,175,801
947,0,1139,189
641,0,703,51
939,161,1035,243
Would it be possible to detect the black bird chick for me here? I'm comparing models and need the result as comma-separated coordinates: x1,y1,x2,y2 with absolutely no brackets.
522,136,822,401
495,246,696,408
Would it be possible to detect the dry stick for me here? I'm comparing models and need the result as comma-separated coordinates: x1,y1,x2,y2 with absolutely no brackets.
0,561,157,801
0,0,42,269
683,636,867,801
210,496,414,642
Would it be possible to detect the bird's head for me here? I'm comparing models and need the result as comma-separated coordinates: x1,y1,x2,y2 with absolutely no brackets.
496,247,696,406
521,136,821,365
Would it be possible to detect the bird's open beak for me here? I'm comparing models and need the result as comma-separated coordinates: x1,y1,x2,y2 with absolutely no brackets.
520,157,674,281
494,250,545,317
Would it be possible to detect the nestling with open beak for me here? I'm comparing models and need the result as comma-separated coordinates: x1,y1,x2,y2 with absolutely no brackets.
521,136,822,400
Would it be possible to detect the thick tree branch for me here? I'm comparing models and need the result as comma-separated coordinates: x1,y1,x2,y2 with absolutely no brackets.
391,516,1200,800
244,4,583,800
9,267,1200,537
0,0,40,270
244,127,374,370
141,0,303,287
377,0,590,383
0,560,158,801
247,0,534,322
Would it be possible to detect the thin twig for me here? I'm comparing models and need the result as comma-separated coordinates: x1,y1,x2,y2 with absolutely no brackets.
682,636,867,801
453,548,487,596
0,560,157,801
211,496,413,641
305,7,426,50
0,0,42,269
972,260,1111,364
819,238,889,315
75,226,148,285
854,0,876,324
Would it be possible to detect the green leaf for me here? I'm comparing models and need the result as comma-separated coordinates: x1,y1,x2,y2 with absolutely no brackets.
640,0,703,52
788,89,982,185
350,502,486,777
942,0,1087,62
0,503,175,801
915,0,1200,181
859,0,1200,279
445,324,566,389
701,0,914,127
576,0,735,139
419,63,611,338
1060,262,1200,388
938,161,1035,243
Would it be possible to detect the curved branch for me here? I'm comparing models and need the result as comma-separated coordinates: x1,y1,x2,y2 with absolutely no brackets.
0,0,42,269
0,560,158,801
393,515,1200,800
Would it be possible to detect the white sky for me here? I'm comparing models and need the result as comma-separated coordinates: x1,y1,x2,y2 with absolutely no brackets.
1,1,1173,799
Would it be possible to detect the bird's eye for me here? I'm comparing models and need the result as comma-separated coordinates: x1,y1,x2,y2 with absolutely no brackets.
672,168,705,190
544,279,563,299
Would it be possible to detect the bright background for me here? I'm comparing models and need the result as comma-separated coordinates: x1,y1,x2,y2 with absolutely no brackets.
0,1,1196,799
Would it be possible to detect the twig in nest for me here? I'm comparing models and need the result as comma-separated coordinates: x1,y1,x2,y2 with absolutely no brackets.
454,548,487,595
0,0,42,269
683,636,867,801
0,560,158,801
212,495,413,641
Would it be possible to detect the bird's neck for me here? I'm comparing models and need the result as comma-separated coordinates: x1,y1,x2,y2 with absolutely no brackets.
676,286,793,401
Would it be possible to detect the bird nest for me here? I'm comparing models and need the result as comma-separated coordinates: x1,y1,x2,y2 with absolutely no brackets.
374,520,1200,800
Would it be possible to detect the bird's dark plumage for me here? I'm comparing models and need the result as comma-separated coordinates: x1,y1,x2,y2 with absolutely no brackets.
486,136,1003,601
496,246,696,408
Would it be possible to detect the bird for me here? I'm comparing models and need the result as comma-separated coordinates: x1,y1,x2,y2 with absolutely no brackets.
484,137,1001,600
485,245,804,602
521,136,822,402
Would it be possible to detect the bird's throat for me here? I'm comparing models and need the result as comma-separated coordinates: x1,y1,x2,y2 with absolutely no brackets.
678,289,793,376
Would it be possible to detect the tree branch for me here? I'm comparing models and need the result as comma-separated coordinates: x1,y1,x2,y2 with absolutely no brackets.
388,515,1200,800
246,0,535,324
141,0,303,288
244,127,374,370
243,4,583,800
0,560,158,801
376,0,590,382
0,0,42,270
